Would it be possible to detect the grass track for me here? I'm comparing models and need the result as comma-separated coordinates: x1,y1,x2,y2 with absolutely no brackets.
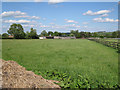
2,39,118,85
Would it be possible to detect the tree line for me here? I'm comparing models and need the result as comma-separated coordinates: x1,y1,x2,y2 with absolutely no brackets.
1,23,119,39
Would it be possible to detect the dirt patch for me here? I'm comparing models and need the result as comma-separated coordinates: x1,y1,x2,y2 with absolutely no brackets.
1,59,60,89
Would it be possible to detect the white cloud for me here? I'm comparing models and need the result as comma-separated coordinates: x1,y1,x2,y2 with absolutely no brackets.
22,24,36,27
14,16,30,18
49,22,55,24
83,10,111,16
3,19,32,24
63,24,80,28
48,0,66,4
31,16,40,19
1,11,26,18
83,26,88,28
83,22,88,24
43,18,46,20
93,18,118,22
1,11,40,19
15,16,40,19
44,24,80,29
40,25,50,28
34,0,43,2
100,14,109,17
3,0,23,2
65,19,78,23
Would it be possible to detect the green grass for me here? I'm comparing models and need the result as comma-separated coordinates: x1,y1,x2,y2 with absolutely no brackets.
2,39,118,87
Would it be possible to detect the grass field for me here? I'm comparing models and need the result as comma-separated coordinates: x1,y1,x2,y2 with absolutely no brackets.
2,39,118,88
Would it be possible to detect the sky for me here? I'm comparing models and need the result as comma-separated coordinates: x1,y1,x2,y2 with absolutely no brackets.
2,0,119,2
1,1,119,34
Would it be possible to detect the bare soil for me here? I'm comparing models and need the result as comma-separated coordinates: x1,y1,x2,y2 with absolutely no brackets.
1,59,60,89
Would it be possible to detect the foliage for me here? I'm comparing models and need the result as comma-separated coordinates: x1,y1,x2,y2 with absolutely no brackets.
48,31,54,36
112,31,118,38
40,30,48,36
0,34,1,39
34,70,120,89
54,31,59,36
29,28,38,39
2,33,9,39
7,23,25,39
3,23,119,39
25,31,31,39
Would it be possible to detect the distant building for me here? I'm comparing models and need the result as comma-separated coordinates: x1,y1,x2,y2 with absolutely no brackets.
8,35,14,38
39,37,46,39
59,36,76,39
54,36,60,39
46,36,54,39
39,36,76,39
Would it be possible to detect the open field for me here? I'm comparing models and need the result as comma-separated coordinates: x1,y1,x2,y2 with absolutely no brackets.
2,39,118,88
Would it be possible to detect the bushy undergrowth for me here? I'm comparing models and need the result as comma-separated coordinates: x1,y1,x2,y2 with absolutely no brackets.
34,70,120,89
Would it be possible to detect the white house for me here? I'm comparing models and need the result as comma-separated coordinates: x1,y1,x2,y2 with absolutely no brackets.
54,36,60,39
39,37,46,39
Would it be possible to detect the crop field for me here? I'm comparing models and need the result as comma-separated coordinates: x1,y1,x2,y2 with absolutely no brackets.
2,39,119,88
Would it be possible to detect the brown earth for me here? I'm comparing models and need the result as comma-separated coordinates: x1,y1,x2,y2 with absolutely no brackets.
0,59,60,89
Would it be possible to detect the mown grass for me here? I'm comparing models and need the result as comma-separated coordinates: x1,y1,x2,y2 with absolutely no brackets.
2,39,118,88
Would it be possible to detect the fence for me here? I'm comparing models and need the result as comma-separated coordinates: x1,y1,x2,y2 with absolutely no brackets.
88,38,120,51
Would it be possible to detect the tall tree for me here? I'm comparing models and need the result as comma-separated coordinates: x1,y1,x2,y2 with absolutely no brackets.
0,34,1,39
86,32,91,38
7,23,25,39
54,31,59,36
70,30,76,36
75,30,80,38
25,31,31,39
29,28,38,39
112,31,118,38
40,30,48,36
93,32,98,37
80,31,85,38
48,31,53,36
2,33,9,38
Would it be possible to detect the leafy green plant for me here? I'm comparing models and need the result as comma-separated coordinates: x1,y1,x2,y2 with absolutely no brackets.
34,70,120,89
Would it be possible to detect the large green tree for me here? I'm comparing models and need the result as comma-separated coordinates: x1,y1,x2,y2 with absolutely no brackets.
70,30,76,36
7,23,25,39
112,31,118,38
2,33,9,38
40,30,48,36
54,31,59,36
29,28,38,39
25,31,31,39
80,31,85,38
48,31,53,36
0,34,1,39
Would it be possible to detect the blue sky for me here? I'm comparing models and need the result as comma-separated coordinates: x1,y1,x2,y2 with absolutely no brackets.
2,2,118,34
2,0,119,2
